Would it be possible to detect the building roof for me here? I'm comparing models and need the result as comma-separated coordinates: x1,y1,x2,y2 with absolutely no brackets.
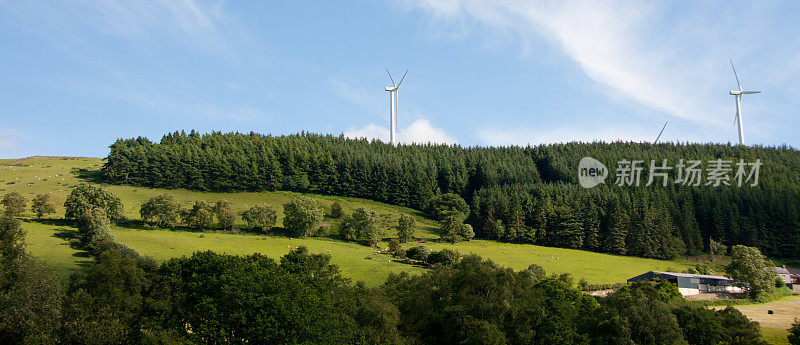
650,271,732,280
786,268,800,276
768,267,791,275
628,271,733,283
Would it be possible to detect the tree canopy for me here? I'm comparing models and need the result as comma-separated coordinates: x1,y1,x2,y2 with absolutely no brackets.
102,131,800,259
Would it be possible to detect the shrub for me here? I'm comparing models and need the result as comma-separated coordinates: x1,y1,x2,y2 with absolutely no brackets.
789,318,800,345
139,194,181,228
438,212,472,243
339,208,381,246
387,239,405,258
396,214,416,243
283,196,324,237
425,193,468,221
213,200,237,231
405,245,431,261
525,264,547,282
75,206,111,245
31,194,56,219
182,201,214,230
64,184,124,222
425,249,459,267
1,192,27,217
240,205,277,233
329,201,344,219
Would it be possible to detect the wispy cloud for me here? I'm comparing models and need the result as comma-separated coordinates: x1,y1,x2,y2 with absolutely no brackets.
400,0,798,130
58,76,266,123
345,119,458,145
2,0,266,123
329,74,385,118
0,0,236,56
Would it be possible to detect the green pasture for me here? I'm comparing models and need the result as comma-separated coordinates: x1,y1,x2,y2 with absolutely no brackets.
11,156,699,287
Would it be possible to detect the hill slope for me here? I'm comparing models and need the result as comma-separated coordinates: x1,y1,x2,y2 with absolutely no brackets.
5,156,697,285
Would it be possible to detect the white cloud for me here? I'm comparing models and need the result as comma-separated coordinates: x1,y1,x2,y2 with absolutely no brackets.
345,119,458,145
399,0,761,127
344,123,389,142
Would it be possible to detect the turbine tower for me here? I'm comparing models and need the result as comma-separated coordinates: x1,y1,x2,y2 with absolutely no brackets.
729,60,761,146
385,69,407,146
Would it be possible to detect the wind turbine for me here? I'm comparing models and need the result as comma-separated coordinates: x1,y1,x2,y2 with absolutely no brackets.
385,69,407,146
729,60,761,146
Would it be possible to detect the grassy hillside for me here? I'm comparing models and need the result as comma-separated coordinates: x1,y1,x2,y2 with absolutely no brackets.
7,157,697,286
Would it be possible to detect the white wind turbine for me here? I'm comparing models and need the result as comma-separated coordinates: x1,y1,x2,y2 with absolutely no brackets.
385,69,407,146
729,60,761,146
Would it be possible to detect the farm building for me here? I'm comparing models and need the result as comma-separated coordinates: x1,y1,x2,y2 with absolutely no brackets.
627,271,744,296
768,266,800,285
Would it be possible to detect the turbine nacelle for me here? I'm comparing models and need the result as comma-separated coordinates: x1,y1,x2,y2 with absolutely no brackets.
729,90,761,95
385,86,397,92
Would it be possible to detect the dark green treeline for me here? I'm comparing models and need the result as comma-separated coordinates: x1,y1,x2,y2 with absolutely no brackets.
102,131,800,259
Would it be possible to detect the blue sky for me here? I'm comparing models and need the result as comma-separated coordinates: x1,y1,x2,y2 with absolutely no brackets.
1,1,799,157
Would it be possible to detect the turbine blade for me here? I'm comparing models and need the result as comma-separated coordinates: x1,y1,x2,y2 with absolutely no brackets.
742,91,761,94
654,121,668,144
730,59,742,91
386,69,396,86
396,70,408,88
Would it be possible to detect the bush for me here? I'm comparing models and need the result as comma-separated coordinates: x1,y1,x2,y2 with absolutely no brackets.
64,184,124,222
438,212,472,243
75,206,111,246
458,223,474,241
425,193,468,221
789,318,800,345
329,201,344,219
387,239,405,258
425,249,459,267
396,214,416,243
339,208,381,246
139,194,181,228
283,196,324,237
240,205,277,233
31,194,56,219
525,264,547,282
1,192,27,218
405,245,431,261
213,200,237,231
182,201,214,230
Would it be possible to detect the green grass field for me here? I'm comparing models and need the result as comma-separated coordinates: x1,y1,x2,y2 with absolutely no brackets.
22,221,91,277
762,328,790,345
9,156,697,286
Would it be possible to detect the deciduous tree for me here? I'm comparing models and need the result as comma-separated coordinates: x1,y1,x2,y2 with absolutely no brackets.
30,194,55,219
283,196,324,237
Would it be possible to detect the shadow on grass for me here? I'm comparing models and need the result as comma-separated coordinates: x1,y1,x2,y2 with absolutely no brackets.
31,219,93,263
72,168,104,184
35,218,73,227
